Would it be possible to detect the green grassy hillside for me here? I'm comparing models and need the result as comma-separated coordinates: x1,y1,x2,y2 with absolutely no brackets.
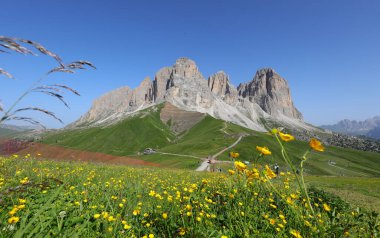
2,156,378,237
43,106,175,156
42,107,380,176
158,116,251,156
218,133,380,177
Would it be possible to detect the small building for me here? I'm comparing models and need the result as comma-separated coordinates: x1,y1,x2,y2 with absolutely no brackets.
143,148,156,155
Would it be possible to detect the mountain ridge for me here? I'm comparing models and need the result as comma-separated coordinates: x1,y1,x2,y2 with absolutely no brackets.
321,116,380,140
70,58,309,132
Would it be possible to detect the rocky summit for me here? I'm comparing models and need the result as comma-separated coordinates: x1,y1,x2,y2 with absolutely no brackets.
72,58,307,131
237,68,302,120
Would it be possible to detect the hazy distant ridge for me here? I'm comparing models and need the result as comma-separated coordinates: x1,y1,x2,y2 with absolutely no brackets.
321,116,380,140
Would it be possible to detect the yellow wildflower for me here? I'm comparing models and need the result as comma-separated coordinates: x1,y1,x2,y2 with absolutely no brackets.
286,197,293,204
162,212,168,219
9,207,18,215
234,161,247,171
310,138,324,152
265,165,277,179
290,229,303,238
279,132,295,142
20,177,29,184
8,216,20,224
18,198,26,204
230,152,239,158
323,203,331,212
94,214,100,219
178,228,186,236
256,146,272,155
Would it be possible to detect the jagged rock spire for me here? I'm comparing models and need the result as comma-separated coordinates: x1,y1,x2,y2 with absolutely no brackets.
208,71,238,104
237,68,303,120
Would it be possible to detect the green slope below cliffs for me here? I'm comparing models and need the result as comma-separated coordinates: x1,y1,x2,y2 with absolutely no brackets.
42,106,380,176
42,106,175,156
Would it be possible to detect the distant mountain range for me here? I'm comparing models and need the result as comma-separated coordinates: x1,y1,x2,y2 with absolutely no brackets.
321,117,380,140
0,124,35,139
0,124,37,132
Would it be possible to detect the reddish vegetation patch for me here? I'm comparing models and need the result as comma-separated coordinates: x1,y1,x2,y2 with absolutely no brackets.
16,142,160,167
160,102,205,134
0,139,31,155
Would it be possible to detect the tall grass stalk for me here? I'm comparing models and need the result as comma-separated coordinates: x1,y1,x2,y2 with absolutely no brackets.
273,132,315,216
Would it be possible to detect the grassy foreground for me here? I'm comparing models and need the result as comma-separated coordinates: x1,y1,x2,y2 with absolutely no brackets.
306,176,380,213
1,155,379,237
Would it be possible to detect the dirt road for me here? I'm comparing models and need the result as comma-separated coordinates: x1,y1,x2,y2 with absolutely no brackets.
195,135,243,172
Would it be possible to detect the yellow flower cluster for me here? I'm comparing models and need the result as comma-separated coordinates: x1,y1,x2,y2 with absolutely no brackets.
0,131,364,238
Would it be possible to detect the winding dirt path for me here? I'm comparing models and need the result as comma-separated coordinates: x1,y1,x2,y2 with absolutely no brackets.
155,152,202,159
195,135,243,172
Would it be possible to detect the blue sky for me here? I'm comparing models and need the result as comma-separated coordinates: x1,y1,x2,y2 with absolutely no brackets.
1,0,379,128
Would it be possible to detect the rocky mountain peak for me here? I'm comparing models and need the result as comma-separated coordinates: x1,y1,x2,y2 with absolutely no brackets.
153,67,172,102
238,68,302,120
131,76,154,106
257,67,276,78
208,71,238,104
173,57,201,79
72,58,306,131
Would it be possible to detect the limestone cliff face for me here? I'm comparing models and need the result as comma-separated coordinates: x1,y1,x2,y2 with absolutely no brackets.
237,68,303,120
75,86,133,124
164,58,214,110
74,77,154,126
129,76,154,107
72,58,305,131
153,67,172,102
208,71,238,105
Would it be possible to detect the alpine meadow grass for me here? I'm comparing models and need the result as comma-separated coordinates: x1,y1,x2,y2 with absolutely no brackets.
0,132,378,237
